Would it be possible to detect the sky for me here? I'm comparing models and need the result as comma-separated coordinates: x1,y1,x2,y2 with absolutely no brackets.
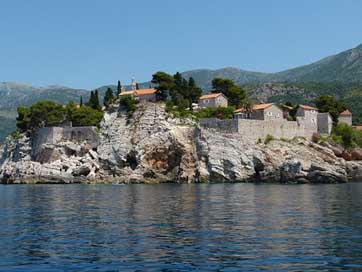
0,0,361,89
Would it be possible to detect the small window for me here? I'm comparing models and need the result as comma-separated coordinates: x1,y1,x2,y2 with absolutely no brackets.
204,99,209,104
276,113,280,118
267,112,273,116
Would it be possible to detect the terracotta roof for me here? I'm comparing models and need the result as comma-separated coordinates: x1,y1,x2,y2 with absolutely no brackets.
353,126,362,131
135,88,156,96
299,104,317,111
340,109,352,116
234,103,273,113
119,90,135,96
234,108,246,113
252,103,274,111
199,93,223,100
119,88,156,97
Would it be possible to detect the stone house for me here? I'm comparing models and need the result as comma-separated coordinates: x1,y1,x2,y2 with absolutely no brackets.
235,103,284,121
198,93,228,109
120,88,157,102
339,110,352,126
317,112,333,135
296,104,318,124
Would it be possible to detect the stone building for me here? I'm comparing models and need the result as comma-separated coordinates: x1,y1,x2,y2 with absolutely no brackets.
198,93,228,109
235,103,284,121
339,110,352,126
317,112,333,135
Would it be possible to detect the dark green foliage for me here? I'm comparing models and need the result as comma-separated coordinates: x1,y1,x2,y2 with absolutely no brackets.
332,123,355,148
212,78,247,107
103,87,115,108
71,106,104,127
16,100,104,133
136,83,140,90
16,101,66,132
80,96,83,107
119,96,137,117
152,71,202,109
196,106,235,120
117,80,122,95
87,90,101,110
315,95,346,124
151,71,175,101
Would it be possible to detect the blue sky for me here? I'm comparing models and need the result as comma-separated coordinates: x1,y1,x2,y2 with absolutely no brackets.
0,0,361,89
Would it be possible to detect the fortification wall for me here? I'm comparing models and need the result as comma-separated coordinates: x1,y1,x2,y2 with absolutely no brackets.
32,127,100,157
200,118,317,141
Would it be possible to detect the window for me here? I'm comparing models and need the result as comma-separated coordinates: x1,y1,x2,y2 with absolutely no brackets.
204,99,209,104
267,111,273,117
276,113,280,118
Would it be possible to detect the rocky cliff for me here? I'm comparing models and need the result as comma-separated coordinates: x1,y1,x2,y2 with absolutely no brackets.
1,103,362,184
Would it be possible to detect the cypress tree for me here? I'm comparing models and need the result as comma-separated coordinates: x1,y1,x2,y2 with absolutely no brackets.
117,80,122,95
80,96,83,107
104,87,114,108
94,90,100,110
136,83,140,90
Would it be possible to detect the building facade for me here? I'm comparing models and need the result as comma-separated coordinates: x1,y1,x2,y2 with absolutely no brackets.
339,110,352,126
317,112,333,135
198,93,228,108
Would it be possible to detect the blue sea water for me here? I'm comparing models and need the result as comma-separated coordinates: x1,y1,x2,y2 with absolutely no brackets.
0,183,362,271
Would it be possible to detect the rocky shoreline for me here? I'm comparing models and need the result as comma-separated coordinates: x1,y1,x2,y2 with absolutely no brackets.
1,103,362,184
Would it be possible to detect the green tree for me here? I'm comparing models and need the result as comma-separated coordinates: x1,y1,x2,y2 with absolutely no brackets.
315,95,346,124
66,100,77,121
103,87,115,108
16,107,31,132
211,78,247,107
117,80,122,95
119,96,137,117
151,71,175,101
80,96,83,107
87,90,101,110
333,123,355,148
71,106,104,127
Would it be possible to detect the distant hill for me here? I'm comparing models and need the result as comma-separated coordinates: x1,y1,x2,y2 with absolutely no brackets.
182,43,362,89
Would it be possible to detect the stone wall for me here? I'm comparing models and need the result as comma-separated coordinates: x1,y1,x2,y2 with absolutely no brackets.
32,126,100,157
200,118,316,141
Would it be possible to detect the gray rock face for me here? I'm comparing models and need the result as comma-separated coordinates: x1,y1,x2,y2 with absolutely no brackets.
1,103,362,184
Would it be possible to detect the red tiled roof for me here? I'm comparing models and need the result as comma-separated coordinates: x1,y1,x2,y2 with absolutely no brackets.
353,126,362,131
119,90,135,96
299,104,317,111
234,103,274,113
135,88,156,96
199,93,223,100
119,88,157,97
340,109,352,116
252,103,273,111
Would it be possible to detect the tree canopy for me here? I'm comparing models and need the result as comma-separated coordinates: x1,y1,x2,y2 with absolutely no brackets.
211,78,248,108
314,95,347,124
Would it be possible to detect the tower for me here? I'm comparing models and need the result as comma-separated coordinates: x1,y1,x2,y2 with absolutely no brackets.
131,78,137,91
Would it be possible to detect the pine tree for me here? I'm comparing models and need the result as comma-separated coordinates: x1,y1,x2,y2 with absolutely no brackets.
94,90,100,110
104,87,115,108
117,80,122,95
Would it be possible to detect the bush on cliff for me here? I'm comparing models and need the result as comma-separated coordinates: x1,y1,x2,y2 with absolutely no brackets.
16,101,66,132
196,106,235,120
119,96,137,117
16,100,104,132
71,106,104,127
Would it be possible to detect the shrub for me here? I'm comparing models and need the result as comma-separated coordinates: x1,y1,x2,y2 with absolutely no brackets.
333,123,355,149
119,96,137,117
312,132,321,143
71,106,104,127
264,134,274,144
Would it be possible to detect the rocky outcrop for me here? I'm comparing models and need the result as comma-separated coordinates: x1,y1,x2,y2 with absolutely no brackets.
1,103,362,184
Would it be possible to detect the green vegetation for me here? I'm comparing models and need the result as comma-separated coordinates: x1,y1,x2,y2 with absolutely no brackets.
315,95,346,124
195,106,235,120
264,134,275,144
86,90,101,110
103,87,115,108
151,71,202,107
16,94,104,133
119,96,137,117
211,78,249,108
117,80,122,95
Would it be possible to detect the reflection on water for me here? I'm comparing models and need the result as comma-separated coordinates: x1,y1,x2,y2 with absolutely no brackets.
0,183,362,271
